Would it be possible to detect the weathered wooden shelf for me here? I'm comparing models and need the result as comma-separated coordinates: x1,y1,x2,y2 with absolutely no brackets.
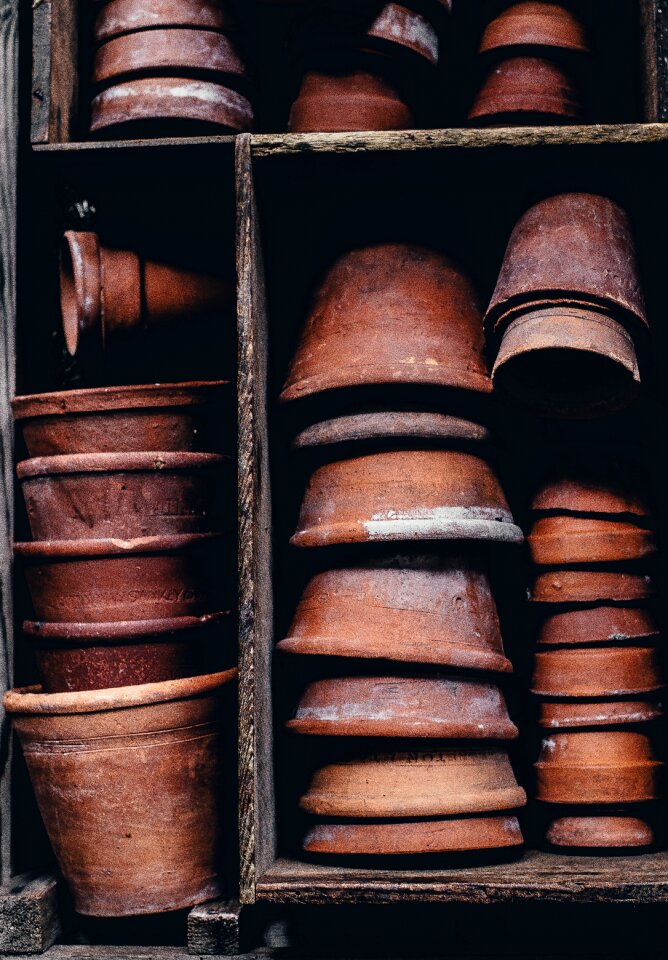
32,136,235,154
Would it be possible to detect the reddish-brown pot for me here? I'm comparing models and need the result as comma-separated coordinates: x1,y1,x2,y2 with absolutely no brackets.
530,453,651,517
528,516,656,565
531,646,663,698
289,69,414,133
530,570,654,604
280,244,490,401
3,670,236,916
546,814,655,849
479,2,588,54
13,381,229,457
95,0,238,42
469,56,584,125
288,675,518,739
294,412,490,449
18,451,229,541
538,699,663,730
537,606,659,645
15,533,228,623
365,4,439,65
24,612,231,693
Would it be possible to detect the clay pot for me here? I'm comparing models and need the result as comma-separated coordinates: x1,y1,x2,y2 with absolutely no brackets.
539,699,663,730
280,244,490,401
535,730,662,803
303,814,523,855
530,570,654,604
60,231,233,357
18,452,228,541
4,670,236,916
289,69,414,132
24,612,231,693
469,56,584,126
293,412,490,449
15,533,227,623
13,381,229,457
95,0,238,43
537,606,659,646
546,815,655,849
528,516,656,565
90,77,253,135
288,675,518,738
531,456,651,518
479,3,588,54
300,749,527,817
278,554,511,672
532,646,663,698
365,4,439,66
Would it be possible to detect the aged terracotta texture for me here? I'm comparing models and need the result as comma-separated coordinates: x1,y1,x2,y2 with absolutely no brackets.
364,3,439,64
537,605,659,646
530,569,654,604
530,455,651,517
4,670,236,916
289,70,414,132
528,516,656,565
293,412,490,449
94,0,238,43
538,698,663,730
469,56,584,125
478,2,588,54
531,646,663,698
545,814,655,849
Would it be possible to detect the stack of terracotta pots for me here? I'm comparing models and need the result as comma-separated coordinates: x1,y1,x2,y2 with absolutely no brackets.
5,379,236,916
469,2,590,126
527,451,664,851
277,242,527,858
89,0,253,136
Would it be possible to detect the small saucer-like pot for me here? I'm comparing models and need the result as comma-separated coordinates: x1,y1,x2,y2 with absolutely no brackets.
278,554,511,672
292,450,522,546
280,244,490,401
288,675,518,738
479,2,588,54
535,730,662,804
539,699,663,730
303,814,523,855
95,0,238,43
532,646,663,698
289,70,413,132
546,814,654,849
15,533,227,623
530,455,651,518
528,516,656,565
300,749,527,817
537,606,659,646
3,671,236,916
13,381,229,457
530,570,654,604
24,612,231,693
469,56,584,126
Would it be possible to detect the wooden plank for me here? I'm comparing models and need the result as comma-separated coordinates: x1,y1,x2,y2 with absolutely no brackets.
0,874,60,954
30,0,78,144
8,950,275,960
640,0,668,121
33,137,236,154
187,899,242,955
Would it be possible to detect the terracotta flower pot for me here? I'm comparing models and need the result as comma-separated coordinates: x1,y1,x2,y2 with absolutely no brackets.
293,411,490,449
60,231,233,357
289,69,414,133
292,449,522,546
24,612,231,693
535,730,663,803
278,553,511,672
530,455,651,518
528,516,656,565
13,381,229,457
280,244,490,401
303,814,523,855
365,3,439,66
545,814,655,849
537,605,659,645
15,533,227,623
469,56,584,126
538,699,663,730
95,0,238,43
531,646,663,698
530,570,654,604
288,675,518,738
479,2,588,54
4,670,236,916
300,748,527,817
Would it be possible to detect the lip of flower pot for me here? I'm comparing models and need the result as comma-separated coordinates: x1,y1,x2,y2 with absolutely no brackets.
23,610,230,643
538,699,663,730
60,231,102,357
292,412,491,448
94,0,239,44
479,2,589,55
531,646,664,698
528,516,656,566
530,570,655,604
537,605,659,645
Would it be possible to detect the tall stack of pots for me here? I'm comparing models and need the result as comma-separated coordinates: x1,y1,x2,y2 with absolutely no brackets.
277,242,527,858
5,379,237,916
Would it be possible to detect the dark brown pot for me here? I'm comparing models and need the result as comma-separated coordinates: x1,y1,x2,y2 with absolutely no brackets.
15,533,228,623
531,454,651,518
479,2,588,54
531,646,663,698
95,0,238,43
545,814,654,849
539,699,663,730
13,381,229,457
289,69,414,132
537,606,659,646
528,516,656,565
4,670,236,916
24,612,232,693
469,56,584,126
530,570,654,604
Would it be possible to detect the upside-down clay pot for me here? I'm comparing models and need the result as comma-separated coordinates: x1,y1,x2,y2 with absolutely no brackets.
293,412,491,449
300,749,527,817
94,0,238,42
280,244,490,401
364,3,439,65
528,516,656,565
468,56,584,126
289,69,413,133
13,381,229,456
288,675,518,738
538,699,663,730
545,815,655,849
537,606,659,645
535,730,663,803
278,553,511,671
531,646,663,698
530,456,651,517
24,612,231,693
479,2,589,54
530,570,654,604
3,670,236,916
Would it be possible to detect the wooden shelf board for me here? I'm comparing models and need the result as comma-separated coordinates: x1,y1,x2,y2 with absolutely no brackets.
32,135,235,154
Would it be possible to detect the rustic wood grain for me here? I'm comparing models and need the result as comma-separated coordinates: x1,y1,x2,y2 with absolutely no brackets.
0,874,60,954
8,950,275,960
640,0,668,120
30,0,78,144
187,899,242,955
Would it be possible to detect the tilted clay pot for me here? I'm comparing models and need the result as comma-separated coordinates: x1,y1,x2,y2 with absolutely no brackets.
292,450,522,546
546,814,655,849
535,730,663,803
530,570,654,604
24,612,231,693
61,231,233,357
300,748,527,817
532,646,663,698
537,605,659,646
95,0,238,43
530,455,651,518
280,244,490,401
479,2,588,54
289,69,414,132
364,3,439,66
287,675,518,738
4,670,236,916
469,56,584,126
528,516,656,565
13,381,229,457
303,814,523,855
539,699,663,730
278,553,511,672
15,533,228,623
293,411,490,449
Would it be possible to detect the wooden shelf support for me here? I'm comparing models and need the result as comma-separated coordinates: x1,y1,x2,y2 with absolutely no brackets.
187,899,243,956
0,874,61,955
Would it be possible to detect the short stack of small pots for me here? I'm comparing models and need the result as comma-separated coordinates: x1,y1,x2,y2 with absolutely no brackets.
277,241,527,859
89,0,253,137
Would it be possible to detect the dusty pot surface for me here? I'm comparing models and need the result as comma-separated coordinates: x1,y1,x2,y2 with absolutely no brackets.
24,612,231,693
95,0,238,43
288,675,518,738
528,516,656,566
293,411,490,449
289,69,413,132
13,381,229,456
530,455,651,518
4,670,236,916
366,3,439,65
292,449,522,546
469,56,584,125
545,814,654,849
479,2,588,54
530,570,654,604
537,605,659,645
278,554,511,672
15,533,228,623
538,698,663,730
18,451,229,541
303,814,523,855
300,748,527,817
531,646,663,698
280,244,490,401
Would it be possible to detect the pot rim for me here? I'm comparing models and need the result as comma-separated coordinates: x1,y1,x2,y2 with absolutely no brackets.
23,610,230,643
291,515,524,547
17,450,229,479
14,532,223,560
292,412,491,448
280,365,492,403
